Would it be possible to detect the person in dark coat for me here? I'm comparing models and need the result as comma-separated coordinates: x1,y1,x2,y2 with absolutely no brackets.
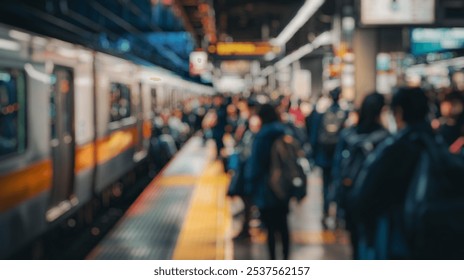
211,94,227,158
349,87,433,259
245,103,291,260
307,88,348,227
332,92,389,259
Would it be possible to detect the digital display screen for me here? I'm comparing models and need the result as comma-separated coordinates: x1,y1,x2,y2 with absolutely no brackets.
361,0,435,25
411,28,464,55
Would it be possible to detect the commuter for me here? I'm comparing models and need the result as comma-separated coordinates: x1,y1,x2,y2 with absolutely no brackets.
332,92,389,259
229,114,262,240
181,103,197,136
233,98,254,142
244,103,291,260
288,99,305,127
200,96,214,145
169,109,190,148
202,94,227,158
150,111,178,170
226,103,239,135
437,91,464,146
307,87,348,228
349,87,439,259
193,96,206,132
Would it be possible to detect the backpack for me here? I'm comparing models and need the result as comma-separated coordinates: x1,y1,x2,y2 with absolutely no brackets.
339,129,389,198
318,107,347,156
404,133,464,259
269,135,310,201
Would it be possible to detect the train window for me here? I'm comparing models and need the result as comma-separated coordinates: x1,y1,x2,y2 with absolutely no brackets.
0,68,27,158
109,82,131,123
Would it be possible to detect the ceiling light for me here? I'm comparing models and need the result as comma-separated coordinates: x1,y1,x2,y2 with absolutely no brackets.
271,0,325,47
0,38,20,51
275,31,332,70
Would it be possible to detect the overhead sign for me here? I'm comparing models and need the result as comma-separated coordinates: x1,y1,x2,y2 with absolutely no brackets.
189,51,208,76
210,42,281,56
411,28,464,55
361,0,435,25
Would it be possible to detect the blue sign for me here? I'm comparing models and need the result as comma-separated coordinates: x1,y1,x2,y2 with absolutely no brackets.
411,28,464,56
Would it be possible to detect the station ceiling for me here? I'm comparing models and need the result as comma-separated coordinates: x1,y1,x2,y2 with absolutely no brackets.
0,0,335,79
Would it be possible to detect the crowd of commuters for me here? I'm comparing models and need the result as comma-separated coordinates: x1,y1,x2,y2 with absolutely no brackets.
148,78,464,260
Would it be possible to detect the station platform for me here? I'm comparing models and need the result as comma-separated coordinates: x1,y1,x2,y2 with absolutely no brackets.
87,136,350,260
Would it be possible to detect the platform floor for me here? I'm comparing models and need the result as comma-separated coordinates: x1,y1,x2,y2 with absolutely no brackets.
87,136,350,260
232,168,351,260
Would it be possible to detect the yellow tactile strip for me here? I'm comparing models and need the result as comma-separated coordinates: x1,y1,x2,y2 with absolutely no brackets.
249,228,349,245
156,176,199,188
172,161,232,260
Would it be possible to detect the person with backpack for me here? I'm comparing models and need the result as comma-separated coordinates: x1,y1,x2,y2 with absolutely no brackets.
349,87,464,259
244,103,307,260
331,92,389,259
308,87,348,228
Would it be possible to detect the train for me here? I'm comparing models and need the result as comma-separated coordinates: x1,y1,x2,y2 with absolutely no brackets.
0,24,213,259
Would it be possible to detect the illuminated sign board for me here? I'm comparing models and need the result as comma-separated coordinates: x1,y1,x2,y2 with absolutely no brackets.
189,51,208,76
411,28,464,55
361,0,435,25
210,42,281,56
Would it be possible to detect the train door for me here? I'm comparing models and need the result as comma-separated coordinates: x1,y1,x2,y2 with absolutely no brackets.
46,66,76,222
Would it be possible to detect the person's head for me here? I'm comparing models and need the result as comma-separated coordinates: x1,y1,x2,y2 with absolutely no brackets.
249,115,262,133
213,94,224,107
441,91,464,119
391,87,429,129
257,103,280,125
358,92,385,129
226,104,237,116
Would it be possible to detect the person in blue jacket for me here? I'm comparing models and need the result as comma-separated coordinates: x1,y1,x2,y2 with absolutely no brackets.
307,88,348,227
245,102,291,260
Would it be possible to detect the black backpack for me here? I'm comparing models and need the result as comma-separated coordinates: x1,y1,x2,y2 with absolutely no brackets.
318,107,347,156
338,129,389,208
269,135,309,201
404,133,464,259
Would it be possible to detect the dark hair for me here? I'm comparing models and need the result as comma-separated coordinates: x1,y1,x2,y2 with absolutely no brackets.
391,87,429,124
257,103,280,125
330,87,341,101
358,92,385,132
247,99,258,108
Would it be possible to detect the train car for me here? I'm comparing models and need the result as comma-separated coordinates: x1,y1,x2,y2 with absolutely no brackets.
0,24,213,259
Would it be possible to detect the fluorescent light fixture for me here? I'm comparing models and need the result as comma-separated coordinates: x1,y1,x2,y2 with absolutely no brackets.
271,0,325,46
275,31,332,70
261,66,275,77
312,31,332,48
275,31,332,69
9,30,31,41
276,44,314,70
0,38,21,51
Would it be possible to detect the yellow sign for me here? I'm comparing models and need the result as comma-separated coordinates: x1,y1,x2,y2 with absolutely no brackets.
213,42,280,56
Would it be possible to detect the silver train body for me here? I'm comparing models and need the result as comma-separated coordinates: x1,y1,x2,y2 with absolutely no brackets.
0,24,213,259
